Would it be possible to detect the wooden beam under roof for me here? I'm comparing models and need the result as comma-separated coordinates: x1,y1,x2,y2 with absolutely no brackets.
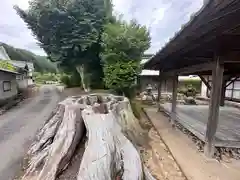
160,62,215,76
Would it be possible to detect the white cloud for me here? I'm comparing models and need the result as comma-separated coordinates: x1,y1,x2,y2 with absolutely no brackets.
0,0,45,55
112,0,203,54
14,0,29,10
0,0,203,56
150,7,167,26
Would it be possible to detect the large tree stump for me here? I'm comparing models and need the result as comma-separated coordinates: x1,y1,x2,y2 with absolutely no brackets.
23,103,85,180
22,94,155,180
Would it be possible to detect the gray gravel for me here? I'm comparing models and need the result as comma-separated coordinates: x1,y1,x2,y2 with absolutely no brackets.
0,85,60,180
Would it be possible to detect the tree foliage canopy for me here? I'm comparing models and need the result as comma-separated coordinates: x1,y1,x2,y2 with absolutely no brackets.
15,0,106,61
101,20,150,95
15,0,151,93
15,0,111,90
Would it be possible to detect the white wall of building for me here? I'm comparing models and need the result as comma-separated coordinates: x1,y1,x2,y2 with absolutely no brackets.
16,74,28,90
200,76,240,101
0,71,18,103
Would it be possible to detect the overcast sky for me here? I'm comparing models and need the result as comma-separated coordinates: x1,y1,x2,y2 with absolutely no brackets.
0,0,203,56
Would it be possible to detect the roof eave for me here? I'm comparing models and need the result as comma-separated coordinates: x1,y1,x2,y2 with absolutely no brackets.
0,68,20,74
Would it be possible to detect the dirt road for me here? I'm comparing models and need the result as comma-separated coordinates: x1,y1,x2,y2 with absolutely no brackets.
0,85,60,180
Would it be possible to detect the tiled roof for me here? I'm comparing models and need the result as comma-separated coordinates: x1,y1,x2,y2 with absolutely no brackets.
10,60,34,71
0,68,19,74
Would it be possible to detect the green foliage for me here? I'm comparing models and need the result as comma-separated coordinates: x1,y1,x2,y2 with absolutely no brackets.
130,100,141,119
33,72,60,84
102,20,151,98
15,0,109,89
60,71,81,88
16,0,106,54
178,84,197,97
0,42,57,73
179,79,201,92
60,74,70,86
103,61,139,90
102,21,150,62
34,55,57,73
15,0,151,93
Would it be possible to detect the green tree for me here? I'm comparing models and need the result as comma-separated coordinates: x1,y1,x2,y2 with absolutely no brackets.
102,20,150,97
15,0,110,91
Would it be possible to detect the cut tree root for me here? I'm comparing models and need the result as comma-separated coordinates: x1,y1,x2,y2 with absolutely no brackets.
22,94,155,180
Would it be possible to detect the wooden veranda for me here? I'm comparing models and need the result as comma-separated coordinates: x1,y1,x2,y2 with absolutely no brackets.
144,0,240,157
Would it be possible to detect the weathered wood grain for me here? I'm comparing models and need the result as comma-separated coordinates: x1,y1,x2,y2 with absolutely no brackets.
22,94,155,180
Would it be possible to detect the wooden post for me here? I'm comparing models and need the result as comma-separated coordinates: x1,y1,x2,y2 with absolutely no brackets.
220,76,235,106
220,79,227,106
157,71,162,112
204,57,224,158
171,74,178,126
199,75,211,90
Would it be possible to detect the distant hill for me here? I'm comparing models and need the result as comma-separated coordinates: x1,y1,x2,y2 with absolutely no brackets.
0,42,57,73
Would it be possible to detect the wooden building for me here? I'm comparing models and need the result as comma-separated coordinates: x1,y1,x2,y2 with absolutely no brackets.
144,0,240,157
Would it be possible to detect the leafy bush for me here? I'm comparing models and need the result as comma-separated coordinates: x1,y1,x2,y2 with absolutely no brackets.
179,79,201,93
33,72,60,84
130,100,141,119
103,61,139,98
60,72,81,88
60,75,71,87
101,21,150,99
178,85,197,97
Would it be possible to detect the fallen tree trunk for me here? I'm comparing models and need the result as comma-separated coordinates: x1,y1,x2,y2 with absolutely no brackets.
22,94,155,180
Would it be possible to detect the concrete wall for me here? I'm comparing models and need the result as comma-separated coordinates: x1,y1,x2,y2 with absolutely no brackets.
26,70,34,86
0,71,18,103
16,74,28,90
28,78,34,86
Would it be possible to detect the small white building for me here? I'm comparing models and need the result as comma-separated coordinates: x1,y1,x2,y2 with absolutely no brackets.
11,60,35,88
0,46,35,90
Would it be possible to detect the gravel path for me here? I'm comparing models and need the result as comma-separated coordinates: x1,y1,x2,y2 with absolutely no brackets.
0,85,60,180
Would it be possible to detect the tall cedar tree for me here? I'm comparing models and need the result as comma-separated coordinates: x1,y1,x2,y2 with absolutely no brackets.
15,0,112,90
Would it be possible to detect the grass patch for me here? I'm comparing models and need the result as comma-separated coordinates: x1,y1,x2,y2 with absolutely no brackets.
130,100,142,119
130,99,153,131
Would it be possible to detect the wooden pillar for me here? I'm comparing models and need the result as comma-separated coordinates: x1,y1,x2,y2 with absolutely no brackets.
220,76,234,106
199,75,211,90
220,79,226,106
157,71,162,112
171,74,178,126
204,57,224,158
